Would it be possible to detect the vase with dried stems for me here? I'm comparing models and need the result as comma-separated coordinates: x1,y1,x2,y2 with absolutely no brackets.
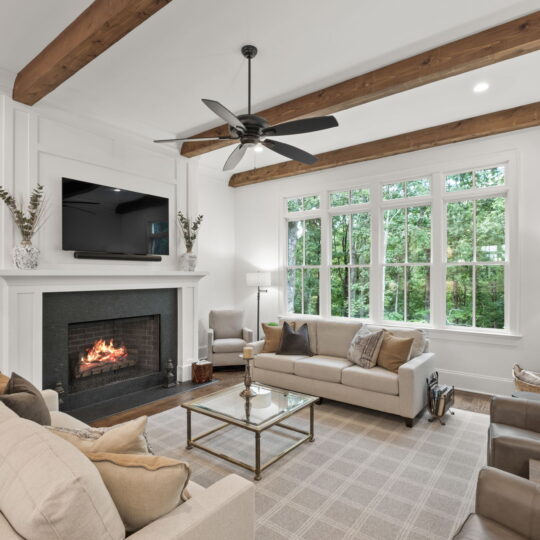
0,184,47,269
177,211,203,271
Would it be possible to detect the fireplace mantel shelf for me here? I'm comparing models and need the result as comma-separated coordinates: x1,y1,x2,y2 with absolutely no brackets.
0,269,208,278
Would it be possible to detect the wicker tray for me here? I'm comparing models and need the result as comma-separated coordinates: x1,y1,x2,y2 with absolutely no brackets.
514,374,540,394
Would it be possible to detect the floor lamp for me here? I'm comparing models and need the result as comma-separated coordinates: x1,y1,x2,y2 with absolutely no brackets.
246,272,271,340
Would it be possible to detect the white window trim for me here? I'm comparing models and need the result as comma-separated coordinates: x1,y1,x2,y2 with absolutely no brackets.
280,151,520,338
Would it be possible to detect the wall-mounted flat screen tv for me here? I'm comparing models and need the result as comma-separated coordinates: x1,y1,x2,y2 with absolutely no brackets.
62,178,169,255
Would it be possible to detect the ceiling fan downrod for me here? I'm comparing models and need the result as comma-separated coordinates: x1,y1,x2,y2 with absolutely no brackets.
241,45,257,115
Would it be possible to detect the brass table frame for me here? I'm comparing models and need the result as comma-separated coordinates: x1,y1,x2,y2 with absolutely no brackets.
182,384,318,480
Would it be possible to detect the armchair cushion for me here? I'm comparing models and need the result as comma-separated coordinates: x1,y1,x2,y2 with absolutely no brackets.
209,310,244,339
490,396,540,433
213,338,247,354
488,422,540,478
453,514,524,539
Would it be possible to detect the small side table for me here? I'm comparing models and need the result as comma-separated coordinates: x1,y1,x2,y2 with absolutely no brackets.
192,360,213,384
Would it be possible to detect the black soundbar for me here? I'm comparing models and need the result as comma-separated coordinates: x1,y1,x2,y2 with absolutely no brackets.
74,252,162,262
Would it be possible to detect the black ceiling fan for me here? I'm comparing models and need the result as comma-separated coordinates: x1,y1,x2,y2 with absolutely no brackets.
154,45,339,171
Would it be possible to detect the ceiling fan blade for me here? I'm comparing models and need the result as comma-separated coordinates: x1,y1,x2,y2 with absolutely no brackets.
263,116,338,136
223,144,248,171
263,139,317,165
202,99,246,132
154,136,236,143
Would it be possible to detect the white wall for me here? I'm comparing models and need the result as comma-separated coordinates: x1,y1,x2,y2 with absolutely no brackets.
232,128,540,395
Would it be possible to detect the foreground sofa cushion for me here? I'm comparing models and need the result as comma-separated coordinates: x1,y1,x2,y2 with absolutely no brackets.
278,322,313,356
294,355,352,383
342,366,399,396
253,353,306,374
377,332,414,373
0,417,124,540
347,327,384,368
46,415,151,454
0,373,51,425
87,452,191,533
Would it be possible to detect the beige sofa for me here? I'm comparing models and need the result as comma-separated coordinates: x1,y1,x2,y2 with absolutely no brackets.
251,317,434,426
0,390,255,540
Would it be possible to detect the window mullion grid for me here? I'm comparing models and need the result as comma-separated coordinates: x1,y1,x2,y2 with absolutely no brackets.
404,207,409,322
472,201,477,328
348,214,352,317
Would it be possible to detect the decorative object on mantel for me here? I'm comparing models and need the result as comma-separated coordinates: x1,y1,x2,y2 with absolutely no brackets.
246,271,271,340
240,346,257,398
191,359,212,384
177,211,203,271
163,358,176,388
0,184,47,269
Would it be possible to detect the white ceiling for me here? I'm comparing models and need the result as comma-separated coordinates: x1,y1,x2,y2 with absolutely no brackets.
1,0,540,174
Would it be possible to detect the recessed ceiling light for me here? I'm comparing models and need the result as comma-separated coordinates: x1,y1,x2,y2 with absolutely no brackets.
254,143,263,153
473,82,490,93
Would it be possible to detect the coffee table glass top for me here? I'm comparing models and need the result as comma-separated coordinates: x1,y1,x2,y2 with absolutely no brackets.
184,383,317,427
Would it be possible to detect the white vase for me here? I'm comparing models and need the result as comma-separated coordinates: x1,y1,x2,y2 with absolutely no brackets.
179,251,197,271
12,242,40,269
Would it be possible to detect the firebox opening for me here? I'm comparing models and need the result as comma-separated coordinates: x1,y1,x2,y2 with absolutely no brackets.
68,314,161,394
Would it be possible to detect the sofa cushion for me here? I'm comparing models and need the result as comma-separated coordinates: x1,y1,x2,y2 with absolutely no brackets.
0,417,124,540
341,366,399,396
294,355,353,383
0,373,51,425
0,402,17,425
347,327,384,368
367,326,427,358
254,353,306,374
279,317,319,354
87,452,191,533
453,513,524,540
213,338,246,353
50,410,90,430
0,512,23,539
277,322,313,356
317,319,363,359
210,310,243,339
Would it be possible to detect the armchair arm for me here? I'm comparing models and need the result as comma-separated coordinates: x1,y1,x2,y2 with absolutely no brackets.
490,396,540,433
248,340,265,355
130,474,255,540
475,466,540,537
41,389,59,412
242,328,254,343
398,352,435,419
207,329,214,362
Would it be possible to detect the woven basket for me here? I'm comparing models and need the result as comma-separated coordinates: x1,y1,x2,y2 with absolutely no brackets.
514,371,540,394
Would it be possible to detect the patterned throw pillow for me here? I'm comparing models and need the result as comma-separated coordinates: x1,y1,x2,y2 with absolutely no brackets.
347,327,384,368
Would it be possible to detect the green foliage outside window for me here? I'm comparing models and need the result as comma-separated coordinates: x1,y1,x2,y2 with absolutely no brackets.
382,178,430,200
287,195,320,212
330,188,370,207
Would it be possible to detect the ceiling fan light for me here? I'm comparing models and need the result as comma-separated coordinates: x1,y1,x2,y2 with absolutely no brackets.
254,143,263,153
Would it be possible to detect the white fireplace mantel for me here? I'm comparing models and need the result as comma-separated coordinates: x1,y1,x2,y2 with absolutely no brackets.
0,269,207,386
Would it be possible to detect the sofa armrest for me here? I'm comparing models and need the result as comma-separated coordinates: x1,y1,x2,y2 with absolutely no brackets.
248,340,265,355
476,466,540,537
398,352,435,419
242,328,254,343
41,389,59,412
130,474,255,540
490,396,540,433
207,329,214,362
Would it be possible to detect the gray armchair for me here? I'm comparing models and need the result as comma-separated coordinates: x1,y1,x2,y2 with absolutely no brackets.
488,396,540,478
453,467,540,539
207,310,253,367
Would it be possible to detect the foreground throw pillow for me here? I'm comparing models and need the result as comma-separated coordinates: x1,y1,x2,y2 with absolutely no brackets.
0,372,51,425
377,331,414,373
262,322,292,353
277,322,313,356
0,417,124,540
46,415,152,455
347,327,384,368
86,451,191,532
0,372,9,394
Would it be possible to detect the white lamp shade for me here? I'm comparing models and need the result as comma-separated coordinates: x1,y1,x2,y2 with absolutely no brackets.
246,272,271,287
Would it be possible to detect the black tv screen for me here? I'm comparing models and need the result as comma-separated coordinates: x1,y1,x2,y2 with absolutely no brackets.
62,178,169,255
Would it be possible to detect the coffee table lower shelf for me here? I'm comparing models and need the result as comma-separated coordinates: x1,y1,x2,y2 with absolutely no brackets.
185,403,315,480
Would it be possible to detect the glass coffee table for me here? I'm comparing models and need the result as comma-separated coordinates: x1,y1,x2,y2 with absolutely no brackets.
182,383,318,480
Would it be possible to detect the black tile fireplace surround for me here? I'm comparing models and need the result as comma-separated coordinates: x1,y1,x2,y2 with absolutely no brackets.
43,288,177,412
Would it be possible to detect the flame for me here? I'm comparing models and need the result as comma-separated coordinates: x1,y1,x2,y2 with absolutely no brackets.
80,339,128,369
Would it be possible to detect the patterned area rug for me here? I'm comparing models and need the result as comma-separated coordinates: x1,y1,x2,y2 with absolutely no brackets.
146,401,489,540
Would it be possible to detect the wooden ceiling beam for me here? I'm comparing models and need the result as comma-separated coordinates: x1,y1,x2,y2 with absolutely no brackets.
182,10,540,158
228,101,540,187
12,0,173,106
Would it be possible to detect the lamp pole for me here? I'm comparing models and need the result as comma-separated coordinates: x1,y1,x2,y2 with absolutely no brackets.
256,285,268,340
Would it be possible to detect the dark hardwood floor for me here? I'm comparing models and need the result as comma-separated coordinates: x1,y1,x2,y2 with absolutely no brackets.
91,371,492,427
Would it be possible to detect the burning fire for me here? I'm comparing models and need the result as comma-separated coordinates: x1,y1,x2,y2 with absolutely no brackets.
80,339,128,370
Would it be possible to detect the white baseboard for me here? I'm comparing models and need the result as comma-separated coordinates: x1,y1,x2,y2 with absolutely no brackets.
437,368,514,395
178,363,193,383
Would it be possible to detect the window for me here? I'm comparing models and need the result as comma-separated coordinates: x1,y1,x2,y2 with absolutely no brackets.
445,167,507,329
147,221,169,255
286,218,321,314
283,162,512,333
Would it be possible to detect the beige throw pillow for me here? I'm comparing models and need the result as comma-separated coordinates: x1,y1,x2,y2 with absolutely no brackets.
347,327,384,368
377,331,414,373
0,373,9,394
0,417,124,540
262,322,292,353
46,415,151,455
86,451,191,532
